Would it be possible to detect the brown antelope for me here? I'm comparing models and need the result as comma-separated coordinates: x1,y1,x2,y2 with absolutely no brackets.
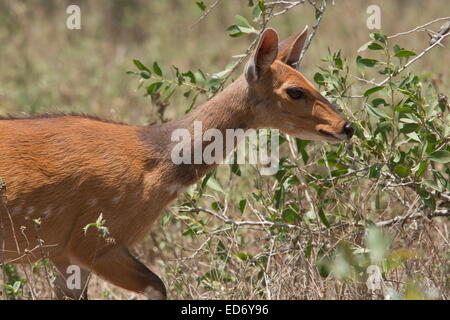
0,27,353,300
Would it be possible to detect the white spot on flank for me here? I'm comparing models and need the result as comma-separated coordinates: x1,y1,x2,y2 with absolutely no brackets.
42,206,52,218
277,101,282,108
88,199,98,206
167,183,188,195
111,195,122,205
26,207,35,215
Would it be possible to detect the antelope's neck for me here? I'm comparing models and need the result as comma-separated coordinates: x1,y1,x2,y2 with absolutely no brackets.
187,76,252,133
140,76,254,184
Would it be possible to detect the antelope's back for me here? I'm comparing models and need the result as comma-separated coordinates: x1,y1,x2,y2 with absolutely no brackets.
0,115,154,260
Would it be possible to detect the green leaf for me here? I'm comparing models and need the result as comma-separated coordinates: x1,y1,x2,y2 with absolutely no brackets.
406,132,421,143
399,122,420,134
201,269,235,283
423,179,443,192
217,240,229,262
252,5,262,20
357,56,381,68
257,0,266,11
182,70,196,83
133,59,150,72
296,139,310,164
428,150,450,164
147,82,163,94
357,40,372,52
369,163,383,178
365,103,391,119
239,199,247,214
282,207,299,224
372,98,387,107
314,72,325,85
318,207,331,228
235,15,252,28
414,161,428,178
231,162,241,176
152,61,163,77
364,86,385,97
140,71,151,79
368,42,384,50
305,241,313,258
393,165,411,178
227,25,243,37
12,281,21,293
195,1,206,11
369,32,387,44
207,177,224,193
226,24,256,37
394,50,416,58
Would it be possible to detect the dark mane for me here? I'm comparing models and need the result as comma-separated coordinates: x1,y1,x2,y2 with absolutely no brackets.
0,112,129,125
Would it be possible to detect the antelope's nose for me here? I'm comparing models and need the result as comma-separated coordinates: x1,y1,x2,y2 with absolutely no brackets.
342,122,354,139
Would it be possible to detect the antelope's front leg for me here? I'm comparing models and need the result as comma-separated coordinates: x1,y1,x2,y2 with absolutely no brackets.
71,245,167,300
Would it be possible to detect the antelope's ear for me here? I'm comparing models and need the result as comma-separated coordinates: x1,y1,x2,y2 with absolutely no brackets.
277,26,308,68
245,28,279,83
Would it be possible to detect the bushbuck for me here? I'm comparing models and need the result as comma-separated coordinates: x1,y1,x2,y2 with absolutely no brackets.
0,27,353,300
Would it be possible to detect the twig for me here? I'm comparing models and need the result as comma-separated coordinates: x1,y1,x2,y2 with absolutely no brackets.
376,32,450,87
388,17,450,39
192,0,224,27
429,21,450,45
272,1,305,17
376,208,449,227
298,0,327,63
214,0,309,94
179,206,305,230
173,226,232,262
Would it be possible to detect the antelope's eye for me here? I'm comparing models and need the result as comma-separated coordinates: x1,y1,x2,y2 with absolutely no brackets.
286,87,306,100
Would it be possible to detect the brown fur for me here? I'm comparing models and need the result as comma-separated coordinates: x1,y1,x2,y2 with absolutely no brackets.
0,27,352,299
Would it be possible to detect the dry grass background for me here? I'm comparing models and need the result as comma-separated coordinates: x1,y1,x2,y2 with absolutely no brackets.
0,0,448,300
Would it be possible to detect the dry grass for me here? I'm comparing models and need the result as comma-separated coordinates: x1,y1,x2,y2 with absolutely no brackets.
0,0,448,300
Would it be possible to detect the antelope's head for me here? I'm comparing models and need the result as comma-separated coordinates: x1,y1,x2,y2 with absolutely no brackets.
245,27,353,142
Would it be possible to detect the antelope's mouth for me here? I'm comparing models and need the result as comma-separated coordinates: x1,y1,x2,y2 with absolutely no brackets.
318,129,345,142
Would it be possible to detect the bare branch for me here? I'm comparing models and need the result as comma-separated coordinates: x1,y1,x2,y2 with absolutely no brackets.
376,208,449,227
388,17,450,39
298,0,327,63
377,32,450,87
191,0,224,27
179,206,305,231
